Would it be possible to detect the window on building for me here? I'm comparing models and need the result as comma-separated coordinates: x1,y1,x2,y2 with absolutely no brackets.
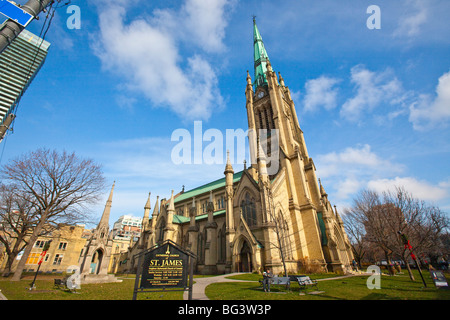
58,242,67,250
277,211,293,260
158,217,166,243
241,193,257,227
201,201,208,213
26,253,41,265
53,254,63,265
34,240,52,250
197,229,206,264
218,225,226,263
216,195,225,210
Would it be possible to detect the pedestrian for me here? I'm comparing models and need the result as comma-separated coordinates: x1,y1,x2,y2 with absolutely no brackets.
352,259,358,271
263,268,272,292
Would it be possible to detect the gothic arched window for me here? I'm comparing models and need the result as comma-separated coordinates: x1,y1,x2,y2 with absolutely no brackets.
277,211,293,259
157,217,165,243
241,193,257,227
197,229,206,264
218,225,226,263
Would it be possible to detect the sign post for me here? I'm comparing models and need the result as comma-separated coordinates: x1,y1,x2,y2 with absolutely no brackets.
29,240,51,290
430,270,449,290
399,232,427,288
132,240,196,300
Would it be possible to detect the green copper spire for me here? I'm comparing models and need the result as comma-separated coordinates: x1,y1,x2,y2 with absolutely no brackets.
253,18,270,89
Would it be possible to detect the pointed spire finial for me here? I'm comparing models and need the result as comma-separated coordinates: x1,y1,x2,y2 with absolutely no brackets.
152,195,160,217
319,179,327,197
247,70,252,86
334,205,344,225
145,192,151,210
225,149,234,174
278,72,285,86
168,190,175,212
253,18,270,89
98,182,115,231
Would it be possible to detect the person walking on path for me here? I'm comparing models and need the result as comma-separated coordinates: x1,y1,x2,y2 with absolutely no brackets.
262,268,273,292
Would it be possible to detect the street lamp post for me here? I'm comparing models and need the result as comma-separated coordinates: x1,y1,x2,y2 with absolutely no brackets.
398,232,427,288
29,240,51,290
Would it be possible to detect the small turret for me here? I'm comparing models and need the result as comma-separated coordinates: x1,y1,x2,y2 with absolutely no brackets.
150,196,160,230
319,179,328,199
142,192,151,231
224,150,234,188
278,72,285,87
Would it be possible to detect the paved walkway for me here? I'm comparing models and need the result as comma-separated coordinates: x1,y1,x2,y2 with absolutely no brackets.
183,273,252,300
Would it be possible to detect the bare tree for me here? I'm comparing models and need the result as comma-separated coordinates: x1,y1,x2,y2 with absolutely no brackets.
342,209,366,269
0,184,38,276
0,148,106,281
344,186,449,282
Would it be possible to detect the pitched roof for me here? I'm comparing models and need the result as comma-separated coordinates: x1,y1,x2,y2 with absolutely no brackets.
174,171,244,204
173,209,226,224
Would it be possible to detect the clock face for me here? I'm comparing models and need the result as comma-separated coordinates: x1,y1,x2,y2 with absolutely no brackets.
257,91,264,98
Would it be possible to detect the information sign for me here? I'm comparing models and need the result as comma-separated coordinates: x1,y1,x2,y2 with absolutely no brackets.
0,0,34,27
132,240,196,300
140,242,189,289
430,270,449,289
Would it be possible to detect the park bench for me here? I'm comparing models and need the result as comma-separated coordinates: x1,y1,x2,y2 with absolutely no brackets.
271,276,291,290
296,276,318,293
54,277,67,290
259,276,291,291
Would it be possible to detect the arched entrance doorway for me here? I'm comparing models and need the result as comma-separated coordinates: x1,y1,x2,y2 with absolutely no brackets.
90,249,104,274
239,241,253,272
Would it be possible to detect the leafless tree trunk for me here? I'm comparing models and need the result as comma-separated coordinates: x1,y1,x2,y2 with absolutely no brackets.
0,148,105,281
342,209,366,269
0,184,38,276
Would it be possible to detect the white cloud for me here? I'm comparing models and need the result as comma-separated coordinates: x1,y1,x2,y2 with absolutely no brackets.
92,1,232,121
303,76,340,112
367,177,448,203
341,65,406,122
316,145,449,209
335,177,362,201
409,70,450,130
181,0,233,53
316,144,404,205
317,144,403,179
393,0,428,38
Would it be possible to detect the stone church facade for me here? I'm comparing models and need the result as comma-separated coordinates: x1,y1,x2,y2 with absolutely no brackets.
78,183,120,283
119,20,354,276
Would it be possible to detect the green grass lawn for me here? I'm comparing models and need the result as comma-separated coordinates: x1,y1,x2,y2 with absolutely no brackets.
0,275,184,300
0,270,448,300
207,270,450,300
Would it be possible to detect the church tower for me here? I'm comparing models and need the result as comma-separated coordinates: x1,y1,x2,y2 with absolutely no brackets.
246,19,353,273
120,19,354,276
78,183,118,283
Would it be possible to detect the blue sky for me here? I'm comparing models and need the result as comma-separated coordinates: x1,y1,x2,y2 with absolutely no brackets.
1,0,449,227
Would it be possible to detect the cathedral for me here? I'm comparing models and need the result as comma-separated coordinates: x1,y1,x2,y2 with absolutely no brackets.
115,20,354,276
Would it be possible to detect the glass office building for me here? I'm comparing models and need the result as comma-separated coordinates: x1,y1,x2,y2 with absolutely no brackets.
0,28,50,125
